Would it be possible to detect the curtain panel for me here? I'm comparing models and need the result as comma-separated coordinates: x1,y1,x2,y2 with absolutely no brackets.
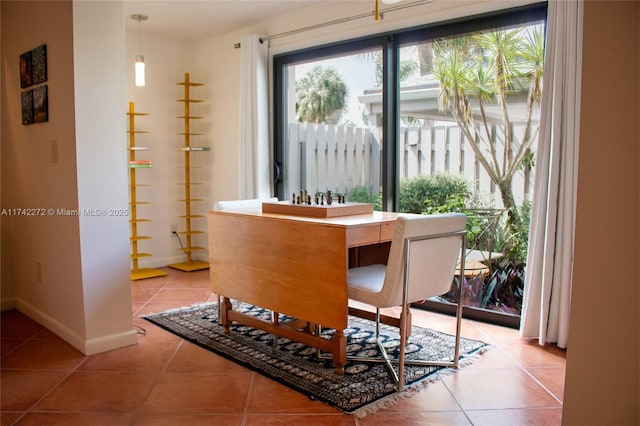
519,0,583,349
238,34,271,199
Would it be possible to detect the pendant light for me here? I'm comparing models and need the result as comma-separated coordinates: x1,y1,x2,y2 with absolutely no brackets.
131,14,148,87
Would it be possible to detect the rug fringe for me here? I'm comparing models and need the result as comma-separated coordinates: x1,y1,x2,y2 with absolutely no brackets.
351,344,495,418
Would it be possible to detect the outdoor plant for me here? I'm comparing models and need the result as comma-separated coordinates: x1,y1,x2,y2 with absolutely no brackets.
296,65,348,124
492,201,532,265
398,173,480,214
349,186,382,210
432,26,544,242
440,260,525,315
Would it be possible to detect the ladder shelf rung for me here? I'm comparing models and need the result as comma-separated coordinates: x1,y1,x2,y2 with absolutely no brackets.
178,231,206,236
179,247,206,252
131,253,153,259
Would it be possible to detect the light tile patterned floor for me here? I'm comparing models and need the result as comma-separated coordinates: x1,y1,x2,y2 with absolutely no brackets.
1,268,566,425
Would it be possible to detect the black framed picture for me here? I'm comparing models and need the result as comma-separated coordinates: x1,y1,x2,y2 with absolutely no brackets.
31,44,47,85
19,44,48,125
33,85,48,123
21,89,34,125
20,50,32,88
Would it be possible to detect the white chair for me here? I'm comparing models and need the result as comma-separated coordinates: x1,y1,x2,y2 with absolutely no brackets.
347,213,467,391
214,197,278,212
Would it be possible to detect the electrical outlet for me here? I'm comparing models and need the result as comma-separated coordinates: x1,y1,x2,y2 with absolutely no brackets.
36,261,43,283
50,140,58,163
170,224,178,235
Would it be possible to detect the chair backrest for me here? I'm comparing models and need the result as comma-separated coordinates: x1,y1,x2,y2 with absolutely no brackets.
379,213,466,307
214,197,278,212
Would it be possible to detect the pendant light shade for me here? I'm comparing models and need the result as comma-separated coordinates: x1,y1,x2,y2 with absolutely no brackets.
135,55,145,86
132,14,148,87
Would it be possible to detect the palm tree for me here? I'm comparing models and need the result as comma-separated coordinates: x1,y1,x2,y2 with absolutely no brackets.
433,26,544,234
373,53,419,87
296,65,348,124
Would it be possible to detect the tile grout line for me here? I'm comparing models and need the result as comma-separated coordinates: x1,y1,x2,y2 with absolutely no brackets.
440,377,475,425
521,365,564,405
10,346,93,424
127,326,188,423
240,371,257,426
131,269,180,316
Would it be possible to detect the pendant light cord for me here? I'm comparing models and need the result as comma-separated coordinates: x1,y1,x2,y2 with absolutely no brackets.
131,14,148,55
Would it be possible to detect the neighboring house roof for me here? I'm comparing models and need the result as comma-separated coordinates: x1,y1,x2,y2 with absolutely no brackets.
358,74,538,125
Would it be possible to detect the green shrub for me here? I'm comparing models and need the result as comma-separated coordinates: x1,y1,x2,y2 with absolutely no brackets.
494,201,532,265
349,186,382,210
399,173,479,214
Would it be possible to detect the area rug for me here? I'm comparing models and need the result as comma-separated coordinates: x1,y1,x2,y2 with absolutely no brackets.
143,302,489,416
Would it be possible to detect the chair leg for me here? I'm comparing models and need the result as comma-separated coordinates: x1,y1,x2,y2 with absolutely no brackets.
404,309,412,343
323,298,462,391
397,303,410,392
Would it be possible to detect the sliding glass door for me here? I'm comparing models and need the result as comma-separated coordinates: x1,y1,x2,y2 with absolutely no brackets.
274,4,547,327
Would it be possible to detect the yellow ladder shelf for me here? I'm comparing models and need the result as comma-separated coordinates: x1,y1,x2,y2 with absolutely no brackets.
169,73,210,272
127,101,167,280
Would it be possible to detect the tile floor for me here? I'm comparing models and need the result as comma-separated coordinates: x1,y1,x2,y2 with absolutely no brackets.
1,268,566,425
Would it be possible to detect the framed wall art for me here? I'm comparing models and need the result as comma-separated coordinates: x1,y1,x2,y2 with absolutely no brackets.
19,44,48,125
31,44,47,85
21,90,34,125
33,85,48,123
19,44,47,88
20,50,32,88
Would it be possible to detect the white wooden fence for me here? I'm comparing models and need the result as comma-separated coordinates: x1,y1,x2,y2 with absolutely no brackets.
287,122,534,208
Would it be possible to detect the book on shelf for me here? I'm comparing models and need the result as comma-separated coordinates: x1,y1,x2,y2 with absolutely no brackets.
128,160,153,168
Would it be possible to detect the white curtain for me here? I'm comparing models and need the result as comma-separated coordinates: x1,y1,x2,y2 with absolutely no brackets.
519,0,583,349
238,34,271,199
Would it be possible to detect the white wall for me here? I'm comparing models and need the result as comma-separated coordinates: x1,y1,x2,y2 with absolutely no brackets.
125,30,203,268
73,0,137,353
563,2,639,424
1,0,85,340
0,1,3,311
1,0,136,355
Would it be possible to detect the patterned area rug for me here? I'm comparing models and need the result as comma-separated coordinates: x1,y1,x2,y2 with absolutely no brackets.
143,302,489,416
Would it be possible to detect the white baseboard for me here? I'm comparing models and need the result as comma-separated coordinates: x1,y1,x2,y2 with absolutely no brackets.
15,299,138,355
136,254,210,269
1,297,17,311
83,329,138,356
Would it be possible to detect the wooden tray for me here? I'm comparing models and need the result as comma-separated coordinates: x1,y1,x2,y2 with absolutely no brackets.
261,201,373,218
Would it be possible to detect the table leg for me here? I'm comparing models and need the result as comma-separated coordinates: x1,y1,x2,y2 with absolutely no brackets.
332,329,346,375
221,297,233,334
